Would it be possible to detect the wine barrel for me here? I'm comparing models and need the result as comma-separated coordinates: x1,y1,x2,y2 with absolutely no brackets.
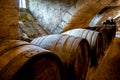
86,26,115,46
103,25,116,42
31,34,90,80
86,27,109,50
62,28,103,66
99,20,116,42
0,40,64,80
100,24,116,39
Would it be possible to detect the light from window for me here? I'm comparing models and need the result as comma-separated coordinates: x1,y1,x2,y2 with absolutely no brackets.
113,14,120,19
19,0,26,8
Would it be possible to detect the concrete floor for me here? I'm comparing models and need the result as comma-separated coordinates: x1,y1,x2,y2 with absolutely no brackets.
86,30,120,80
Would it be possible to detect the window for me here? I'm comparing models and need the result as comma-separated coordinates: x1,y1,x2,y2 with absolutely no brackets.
19,0,26,8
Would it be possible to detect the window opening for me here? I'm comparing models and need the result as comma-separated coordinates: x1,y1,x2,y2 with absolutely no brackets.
19,0,26,8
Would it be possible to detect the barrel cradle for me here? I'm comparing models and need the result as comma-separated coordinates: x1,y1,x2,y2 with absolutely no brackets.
0,40,64,80
31,34,90,80
62,28,103,66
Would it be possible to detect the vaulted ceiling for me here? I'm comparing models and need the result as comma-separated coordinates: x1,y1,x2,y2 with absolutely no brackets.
25,0,120,33
100,0,120,18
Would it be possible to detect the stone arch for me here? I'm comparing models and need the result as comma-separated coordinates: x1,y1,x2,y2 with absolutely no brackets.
61,0,113,32
97,7,120,24
27,0,114,33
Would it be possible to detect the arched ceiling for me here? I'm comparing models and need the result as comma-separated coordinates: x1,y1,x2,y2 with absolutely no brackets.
62,0,114,32
97,6,120,24
99,0,120,18
108,0,120,6
26,0,120,33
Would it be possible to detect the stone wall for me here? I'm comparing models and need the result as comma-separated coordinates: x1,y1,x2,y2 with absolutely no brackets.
61,0,113,32
28,0,78,34
28,0,113,33
0,0,19,40
19,8,48,42
97,6,120,24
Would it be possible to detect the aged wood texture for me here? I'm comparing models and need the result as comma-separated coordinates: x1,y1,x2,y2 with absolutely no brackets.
86,27,109,51
0,40,64,80
86,26,116,49
31,34,90,80
62,28,103,66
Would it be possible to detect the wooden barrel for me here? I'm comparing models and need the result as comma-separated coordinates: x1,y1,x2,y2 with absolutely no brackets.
86,27,109,50
103,25,116,42
31,34,90,80
62,28,103,66
100,25,116,40
86,26,115,46
98,20,116,42
0,40,64,80
103,23,116,35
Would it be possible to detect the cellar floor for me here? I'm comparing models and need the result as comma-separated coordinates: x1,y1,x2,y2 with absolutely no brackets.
90,32,120,80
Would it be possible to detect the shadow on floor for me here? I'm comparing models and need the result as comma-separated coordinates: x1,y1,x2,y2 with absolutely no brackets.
93,37,120,80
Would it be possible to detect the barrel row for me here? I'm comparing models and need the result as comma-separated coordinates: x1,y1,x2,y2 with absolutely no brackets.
1,24,116,80
31,26,116,80
0,34,97,80
61,26,116,80
0,40,65,80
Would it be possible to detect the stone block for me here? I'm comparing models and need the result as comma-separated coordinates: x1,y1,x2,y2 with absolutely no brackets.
58,21,67,29
68,6,78,15
62,13,72,23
